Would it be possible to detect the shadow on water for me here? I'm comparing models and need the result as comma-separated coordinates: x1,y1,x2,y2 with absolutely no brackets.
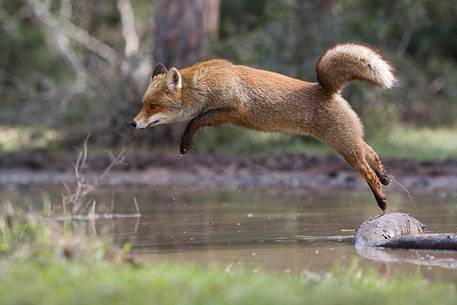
2,185,457,280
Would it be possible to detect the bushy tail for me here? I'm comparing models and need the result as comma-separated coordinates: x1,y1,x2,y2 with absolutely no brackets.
316,43,396,94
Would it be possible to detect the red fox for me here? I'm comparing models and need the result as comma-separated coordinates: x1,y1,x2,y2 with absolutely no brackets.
132,43,396,212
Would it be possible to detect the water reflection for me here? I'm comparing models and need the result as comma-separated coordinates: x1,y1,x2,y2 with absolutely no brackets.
357,245,457,270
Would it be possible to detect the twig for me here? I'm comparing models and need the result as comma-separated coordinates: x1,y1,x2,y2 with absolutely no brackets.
133,196,140,215
62,135,126,214
52,212,141,221
110,194,115,214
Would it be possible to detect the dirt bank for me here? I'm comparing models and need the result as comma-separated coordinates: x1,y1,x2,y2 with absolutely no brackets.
0,152,456,191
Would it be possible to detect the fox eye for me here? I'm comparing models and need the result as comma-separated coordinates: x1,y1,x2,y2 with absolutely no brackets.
149,104,157,110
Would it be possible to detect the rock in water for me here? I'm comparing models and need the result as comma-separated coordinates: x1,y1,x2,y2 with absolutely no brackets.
355,212,457,250
355,212,426,247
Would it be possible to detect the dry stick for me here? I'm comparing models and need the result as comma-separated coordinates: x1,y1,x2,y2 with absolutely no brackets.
53,211,141,221
110,194,115,214
66,135,91,213
59,136,140,219
134,217,140,233
133,196,140,215
93,148,126,187
89,201,96,220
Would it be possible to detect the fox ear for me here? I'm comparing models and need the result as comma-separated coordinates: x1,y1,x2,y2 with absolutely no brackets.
166,67,182,91
152,63,168,80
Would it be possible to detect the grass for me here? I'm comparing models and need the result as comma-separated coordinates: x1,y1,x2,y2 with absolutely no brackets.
0,126,60,153
2,261,456,305
1,212,457,305
0,124,456,161
194,126,330,156
195,125,457,161
370,126,457,161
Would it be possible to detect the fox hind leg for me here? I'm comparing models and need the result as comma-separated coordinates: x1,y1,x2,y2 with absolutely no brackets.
354,152,388,212
364,144,390,186
337,143,388,212
316,96,388,212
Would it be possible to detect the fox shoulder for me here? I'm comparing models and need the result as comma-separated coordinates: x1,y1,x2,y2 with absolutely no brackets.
182,59,237,86
185,59,233,73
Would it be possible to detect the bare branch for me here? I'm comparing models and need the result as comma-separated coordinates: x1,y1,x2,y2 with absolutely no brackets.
117,0,139,58
93,148,126,187
62,135,125,214
27,0,120,65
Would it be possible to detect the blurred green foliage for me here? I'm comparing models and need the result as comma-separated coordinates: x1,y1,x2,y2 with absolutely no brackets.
216,0,457,129
0,0,456,156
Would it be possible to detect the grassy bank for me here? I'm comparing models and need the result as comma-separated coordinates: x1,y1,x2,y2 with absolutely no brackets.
1,213,457,305
370,126,457,161
3,261,456,305
1,125,456,161
195,126,457,161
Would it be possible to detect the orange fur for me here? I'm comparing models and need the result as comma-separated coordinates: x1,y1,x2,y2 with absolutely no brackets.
132,43,396,211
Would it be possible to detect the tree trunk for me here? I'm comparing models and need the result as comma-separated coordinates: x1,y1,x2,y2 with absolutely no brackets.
294,0,332,79
154,0,220,67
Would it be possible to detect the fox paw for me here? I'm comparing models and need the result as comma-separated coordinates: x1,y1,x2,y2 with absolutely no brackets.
180,140,193,155
377,197,388,213
380,174,391,186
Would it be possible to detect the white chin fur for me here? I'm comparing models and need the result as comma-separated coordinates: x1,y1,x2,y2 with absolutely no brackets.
136,113,167,129
135,120,149,129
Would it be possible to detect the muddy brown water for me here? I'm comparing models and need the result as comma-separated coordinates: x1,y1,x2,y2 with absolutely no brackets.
2,185,457,281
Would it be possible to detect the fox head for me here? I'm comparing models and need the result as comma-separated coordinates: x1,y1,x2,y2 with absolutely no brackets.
131,63,189,129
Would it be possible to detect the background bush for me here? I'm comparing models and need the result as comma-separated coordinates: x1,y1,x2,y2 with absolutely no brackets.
1,0,456,154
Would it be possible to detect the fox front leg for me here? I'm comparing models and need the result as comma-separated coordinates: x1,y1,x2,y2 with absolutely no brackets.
180,109,235,154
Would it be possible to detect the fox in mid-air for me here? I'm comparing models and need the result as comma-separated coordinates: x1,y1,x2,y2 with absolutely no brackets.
131,43,396,212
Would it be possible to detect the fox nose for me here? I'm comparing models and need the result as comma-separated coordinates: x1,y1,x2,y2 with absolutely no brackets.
130,121,137,128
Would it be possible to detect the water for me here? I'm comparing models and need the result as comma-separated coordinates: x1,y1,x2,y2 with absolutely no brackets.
2,185,457,280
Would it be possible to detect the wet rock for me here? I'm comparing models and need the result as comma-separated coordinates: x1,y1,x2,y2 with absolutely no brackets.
355,212,457,250
355,212,426,247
